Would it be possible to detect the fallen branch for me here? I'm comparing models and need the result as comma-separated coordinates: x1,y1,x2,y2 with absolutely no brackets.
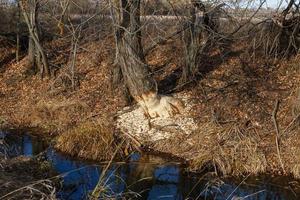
120,131,143,152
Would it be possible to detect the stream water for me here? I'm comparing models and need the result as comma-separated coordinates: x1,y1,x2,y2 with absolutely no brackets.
1,131,300,200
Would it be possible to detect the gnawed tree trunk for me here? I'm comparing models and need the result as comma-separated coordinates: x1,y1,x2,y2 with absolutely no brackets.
112,0,184,118
20,0,50,77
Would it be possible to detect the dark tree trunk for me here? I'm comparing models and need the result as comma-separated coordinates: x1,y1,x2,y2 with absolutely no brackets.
182,5,199,83
116,0,155,99
20,0,50,77
112,0,183,118
16,0,20,62
181,2,210,83
28,36,36,68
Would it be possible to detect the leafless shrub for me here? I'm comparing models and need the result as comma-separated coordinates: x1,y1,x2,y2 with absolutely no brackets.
249,1,300,58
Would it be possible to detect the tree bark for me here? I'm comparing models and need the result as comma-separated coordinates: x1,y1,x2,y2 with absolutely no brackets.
110,0,123,87
182,4,199,83
112,0,184,118
28,36,36,68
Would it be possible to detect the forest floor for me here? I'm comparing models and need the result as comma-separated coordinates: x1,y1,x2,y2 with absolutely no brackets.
0,35,299,178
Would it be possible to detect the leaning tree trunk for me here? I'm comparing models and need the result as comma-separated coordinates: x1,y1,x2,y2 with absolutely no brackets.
20,0,50,78
112,0,184,118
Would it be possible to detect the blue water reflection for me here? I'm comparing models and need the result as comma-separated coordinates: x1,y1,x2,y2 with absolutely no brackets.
23,135,33,156
47,149,102,199
2,132,300,200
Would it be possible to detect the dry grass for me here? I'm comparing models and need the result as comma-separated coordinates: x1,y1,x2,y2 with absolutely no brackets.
282,126,300,179
189,122,267,176
0,156,57,199
292,165,300,179
55,120,122,161
292,88,300,118
27,98,90,133
0,179,57,200
0,116,8,129
287,148,300,179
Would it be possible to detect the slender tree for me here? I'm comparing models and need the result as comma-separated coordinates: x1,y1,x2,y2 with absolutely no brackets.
57,0,70,36
20,0,50,77
111,0,183,118
16,0,20,62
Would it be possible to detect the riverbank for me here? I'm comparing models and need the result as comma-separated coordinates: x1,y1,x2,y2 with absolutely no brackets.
1,132,300,199
0,36,299,178
0,37,128,161
117,47,300,178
